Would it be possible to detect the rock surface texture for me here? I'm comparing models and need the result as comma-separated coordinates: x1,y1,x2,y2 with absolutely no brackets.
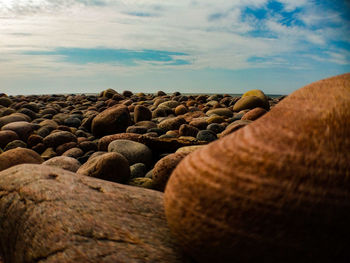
164,73,350,263
0,164,190,263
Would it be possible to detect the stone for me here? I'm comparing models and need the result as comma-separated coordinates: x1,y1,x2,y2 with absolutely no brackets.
0,130,19,148
179,124,199,137
207,123,225,134
1,121,34,141
219,120,252,137
128,177,154,189
41,147,57,160
43,156,81,172
152,152,189,191
158,117,186,131
43,131,77,148
91,105,131,137
130,163,147,179
196,130,217,142
77,152,130,183
206,115,225,124
206,108,233,118
158,100,179,109
0,113,31,128
189,118,208,130
0,148,43,171
134,105,152,123
98,133,142,151
0,164,189,262
233,95,267,112
0,97,12,107
56,142,78,155
27,134,43,148
3,140,27,151
164,73,350,263
242,89,270,110
108,139,153,167
176,145,204,154
62,147,84,159
241,107,267,121
174,105,188,116
64,117,81,128
126,125,148,134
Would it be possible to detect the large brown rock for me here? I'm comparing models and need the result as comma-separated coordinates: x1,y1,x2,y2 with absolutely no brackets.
164,73,350,263
0,148,44,172
0,164,190,262
91,105,131,137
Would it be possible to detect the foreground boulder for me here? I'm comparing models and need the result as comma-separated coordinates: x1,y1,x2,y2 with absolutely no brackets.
0,164,190,263
164,73,350,263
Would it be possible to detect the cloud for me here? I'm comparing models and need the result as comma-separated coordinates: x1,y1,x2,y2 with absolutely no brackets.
23,48,191,66
0,0,349,81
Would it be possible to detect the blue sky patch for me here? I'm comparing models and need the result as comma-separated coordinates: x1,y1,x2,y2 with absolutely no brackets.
23,48,191,66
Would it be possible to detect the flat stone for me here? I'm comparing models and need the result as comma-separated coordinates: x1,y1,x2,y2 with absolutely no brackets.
0,164,190,262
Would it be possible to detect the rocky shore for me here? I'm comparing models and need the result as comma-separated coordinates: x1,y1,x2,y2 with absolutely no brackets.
0,89,278,189
0,73,349,262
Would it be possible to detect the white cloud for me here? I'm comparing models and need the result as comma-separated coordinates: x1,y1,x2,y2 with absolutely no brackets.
0,0,348,83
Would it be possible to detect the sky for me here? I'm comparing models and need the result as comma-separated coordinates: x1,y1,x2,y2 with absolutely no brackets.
0,0,349,95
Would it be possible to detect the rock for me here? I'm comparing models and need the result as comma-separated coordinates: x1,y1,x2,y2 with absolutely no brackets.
77,152,130,183
17,108,37,120
175,145,204,154
0,130,19,148
101,88,118,98
43,131,77,148
206,108,233,118
219,120,252,137
43,156,81,172
41,147,57,160
233,95,267,112
134,105,152,123
196,130,217,142
241,107,267,121
64,117,81,128
206,115,225,124
152,152,189,191
242,89,270,110
27,134,43,148
207,123,225,134
158,100,179,109
158,117,186,131
62,147,84,159
56,142,78,155
126,125,148,134
0,148,43,171
78,141,98,152
0,113,31,128
179,124,199,137
0,97,12,107
130,163,147,179
164,73,350,263
1,121,35,141
174,105,188,116
91,105,131,137
108,139,153,166
128,177,154,189
0,164,189,262
98,133,142,151
3,140,27,151
189,118,208,130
